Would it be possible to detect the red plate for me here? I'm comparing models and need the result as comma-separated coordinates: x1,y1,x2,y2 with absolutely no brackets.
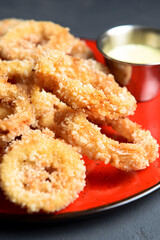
0,40,160,221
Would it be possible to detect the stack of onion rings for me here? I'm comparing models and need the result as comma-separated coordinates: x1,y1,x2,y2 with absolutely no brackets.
0,18,158,214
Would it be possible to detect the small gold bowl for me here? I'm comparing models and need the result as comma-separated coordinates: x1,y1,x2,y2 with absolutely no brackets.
97,25,160,101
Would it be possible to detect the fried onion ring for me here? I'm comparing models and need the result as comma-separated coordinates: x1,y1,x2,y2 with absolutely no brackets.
107,118,159,170
0,19,93,61
54,108,159,171
35,50,136,122
39,51,136,121
0,80,35,141
0,20,77,60
0,129,86,213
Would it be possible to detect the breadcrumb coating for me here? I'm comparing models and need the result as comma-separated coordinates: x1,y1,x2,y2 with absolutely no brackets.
34,50,136,122
0,18,158,214
30,87,159,171
84,59,110,74
69,38,93,59
0,18,23,37
54,107,159,171
0,129,86,213
0,20,75,60
107,118,159,170
0,80,36,142
41,51,136,122
31,86,65,130
0,59,34,85
0,20,92,61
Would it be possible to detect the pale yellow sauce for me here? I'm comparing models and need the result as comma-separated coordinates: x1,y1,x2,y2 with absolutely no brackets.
104,44,160,64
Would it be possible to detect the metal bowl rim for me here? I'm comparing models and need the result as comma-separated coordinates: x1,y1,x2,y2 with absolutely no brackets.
96,24,160,66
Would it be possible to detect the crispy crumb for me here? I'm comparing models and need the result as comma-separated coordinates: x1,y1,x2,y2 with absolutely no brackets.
0,129,86,213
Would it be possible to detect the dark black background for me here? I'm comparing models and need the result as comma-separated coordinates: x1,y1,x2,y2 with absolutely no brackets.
1,0,160,38
0,0,160,239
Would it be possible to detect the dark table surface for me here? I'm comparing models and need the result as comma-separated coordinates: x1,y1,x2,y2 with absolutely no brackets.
0,0,160,239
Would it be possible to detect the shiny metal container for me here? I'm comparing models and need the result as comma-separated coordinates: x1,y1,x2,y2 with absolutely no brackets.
97,25,160,101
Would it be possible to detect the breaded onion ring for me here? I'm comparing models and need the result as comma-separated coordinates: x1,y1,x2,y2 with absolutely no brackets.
38,51,136,121
107,118,159,170
0,19,93,61
34,51,136,122
0,80,35,141
54,108,159,171
30,87,158,171
0,20,76,60
0,129,86,213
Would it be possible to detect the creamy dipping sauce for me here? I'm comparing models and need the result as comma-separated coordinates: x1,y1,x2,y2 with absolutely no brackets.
104,44,160,64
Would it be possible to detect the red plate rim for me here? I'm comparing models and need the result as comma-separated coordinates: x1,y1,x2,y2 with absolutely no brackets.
0,181,159,222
